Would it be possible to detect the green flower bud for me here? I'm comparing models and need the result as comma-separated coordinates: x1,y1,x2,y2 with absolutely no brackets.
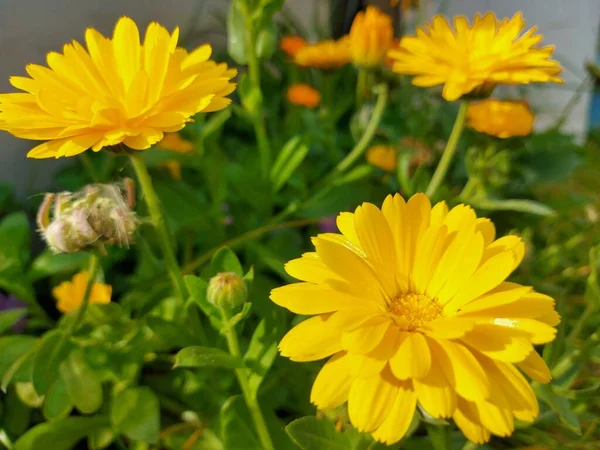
207,272,248,316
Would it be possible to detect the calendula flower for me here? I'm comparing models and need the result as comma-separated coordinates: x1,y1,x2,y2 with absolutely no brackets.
286,84,321,108
280,36,307,57
295,38,351,70
0,17,236,159
367,145,397,172
158,132,194,153
467,100,534,138
53,271,112,313
271,193,559,445
389,13,562,101
349,6,394,68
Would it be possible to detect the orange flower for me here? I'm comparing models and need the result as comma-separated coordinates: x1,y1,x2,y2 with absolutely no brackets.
294,38,351,70
286,84,321,108
280,36,307,57
467,100,534,138
158,132,194,153
349,6,394,68
52,271,111,313
367,145,397,172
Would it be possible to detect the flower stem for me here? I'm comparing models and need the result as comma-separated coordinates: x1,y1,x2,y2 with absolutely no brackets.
331,83,389,177
239,1,271,180
426,101,468,197
426,424,450,450
129,153,186,301
68,252,100,333
223,320,275,450
355,69,368,107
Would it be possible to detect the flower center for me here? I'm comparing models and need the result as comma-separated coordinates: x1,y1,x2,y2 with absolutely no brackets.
387,292,442,331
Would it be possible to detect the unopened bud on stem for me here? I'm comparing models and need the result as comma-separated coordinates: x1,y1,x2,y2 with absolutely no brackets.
207,272,248,317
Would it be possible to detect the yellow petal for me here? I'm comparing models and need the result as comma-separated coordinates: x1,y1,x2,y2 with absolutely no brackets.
311,352,354,409
336,212,360,247
413,346,456,418
421,317,475,339
475,218,496,245
371,380,416,444
342,316,392,354
113,17,141,91
516,350,552,383
348,367,401,432
279,315,342,362
436,339,490,401
475,400,514,438
270,283,358,315
489,318,557,344
453,398,492,444
493,361,539,422
284,252,339,284
460,324,532,362
389,332,431,379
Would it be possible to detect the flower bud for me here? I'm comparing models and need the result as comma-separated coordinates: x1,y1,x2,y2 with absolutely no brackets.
207,272,248,316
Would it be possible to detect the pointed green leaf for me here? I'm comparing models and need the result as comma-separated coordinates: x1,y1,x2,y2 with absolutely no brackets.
285,417,352,450
14,416,108,450
111,387,160,444
59,349,103,414
174,346,245,369
211,247,244,277
32,330,72,395
43,377,73,421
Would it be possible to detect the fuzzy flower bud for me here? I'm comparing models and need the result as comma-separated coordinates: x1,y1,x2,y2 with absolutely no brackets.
37,179,139,254
207,272,248,316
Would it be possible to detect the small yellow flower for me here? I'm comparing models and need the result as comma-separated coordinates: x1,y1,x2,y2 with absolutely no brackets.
286,84,321,108
271,193,559,445
467,100,534,138
0,17,236,159
52,271,112,313
388,13,562,101
349,6,394,68
366,145,397,172
295,38,351,70
158,133,194,153
280,36,307,57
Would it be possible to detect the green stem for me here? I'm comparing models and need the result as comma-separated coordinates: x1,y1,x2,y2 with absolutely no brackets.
239,1,271,180
355,69,368,107
425,101,468,197
223,320,275,450
68,253,100,333
330,83,389,177
79,153,99,182
458,177,479,202
552,76,591,130
129,153,186,301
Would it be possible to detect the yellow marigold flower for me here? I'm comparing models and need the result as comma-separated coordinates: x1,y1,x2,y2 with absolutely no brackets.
158,132,194,153
388,13,562,101
349,7,394,68
467,99,534,138
286,84,321,108
294,38,351,70
280,35,307,57
52,271,112,313
271,193,559,445
0,17,236,159
366,145,397,172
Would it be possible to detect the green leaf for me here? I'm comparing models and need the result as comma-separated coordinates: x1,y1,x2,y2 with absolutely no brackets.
0,336,37,385
537,384,581,435
271,137,309,193
0,212,30,267
59,350,103,414
32,330,72,395
28,251,88,281
43,376,74,421
239,74,263,115
255,21,277,60
146,316,196,351
244,319,279,397
221,395,261,450
470,198,556,216
174,346,245,369
14,416,109,450
211,247,244,277
332,165,374,186
0,308,27,335
227,1,248,65
111,387,160,444
200,109,232,143
522,149,582,184
285,417,352,450
89,427,116,450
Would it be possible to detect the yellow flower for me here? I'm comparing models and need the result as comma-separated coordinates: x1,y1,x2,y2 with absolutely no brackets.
366,145,397,172
52,271,112,313
0,17,236,159
294,38,351,70
467,99,534,138
388,13,562,101
280,36,307,57
286,84,321,108
271,193,559,445
349,6,394,68
158,132,194,153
